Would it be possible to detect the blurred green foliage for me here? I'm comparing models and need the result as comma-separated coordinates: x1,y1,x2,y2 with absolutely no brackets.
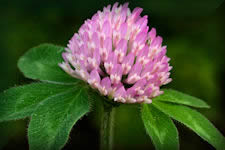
0,0,224,150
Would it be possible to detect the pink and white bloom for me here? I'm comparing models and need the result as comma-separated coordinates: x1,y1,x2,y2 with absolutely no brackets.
59,2,172,103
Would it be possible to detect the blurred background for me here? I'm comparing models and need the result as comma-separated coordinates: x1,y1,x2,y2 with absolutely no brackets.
0,0,224,149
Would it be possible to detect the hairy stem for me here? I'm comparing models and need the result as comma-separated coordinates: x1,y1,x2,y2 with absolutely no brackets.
100,102,115,150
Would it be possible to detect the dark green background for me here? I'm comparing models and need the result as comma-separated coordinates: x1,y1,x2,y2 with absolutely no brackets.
0,0,224,149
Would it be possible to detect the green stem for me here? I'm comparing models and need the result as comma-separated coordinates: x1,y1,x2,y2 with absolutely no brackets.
100,102,115,150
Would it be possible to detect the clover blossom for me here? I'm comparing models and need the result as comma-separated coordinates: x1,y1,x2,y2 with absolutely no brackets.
59,2,172,103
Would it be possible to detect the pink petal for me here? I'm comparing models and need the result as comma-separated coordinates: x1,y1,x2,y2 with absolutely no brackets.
92,32,100,49
104,52,118,74
100,77,111,95
110,64,123,84
151,36,162,49
129,7,143,23
112,2,119,13
101,77,111,89
115,39,127,62
127,62,142,84
134,32,147,43
93,48,100,66
133,78,147,89
143,86,153,97
101,37,112,61
114,86,126,102
88,69,100,88
102,20,111,37
122,53,135,75
137,46,150,65
120,22,128,38
148,28,156,42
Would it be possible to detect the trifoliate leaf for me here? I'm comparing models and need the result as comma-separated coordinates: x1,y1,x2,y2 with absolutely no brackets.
141,104,179,150
0,83,75,122
153,101,225,150
153,89,210,108
18,43,77,84
28,86,90,150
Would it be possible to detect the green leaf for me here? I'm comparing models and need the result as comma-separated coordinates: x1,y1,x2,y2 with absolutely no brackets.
153,101,225,150
153,89,210,108
18,43,77,84
141,104,179,150
28,86,90,150
0,83,75,122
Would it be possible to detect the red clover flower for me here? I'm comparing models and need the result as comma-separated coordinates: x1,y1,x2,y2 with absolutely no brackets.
60,2,172,103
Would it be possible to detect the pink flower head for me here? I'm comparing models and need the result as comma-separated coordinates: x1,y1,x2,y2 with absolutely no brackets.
59,2,172,104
